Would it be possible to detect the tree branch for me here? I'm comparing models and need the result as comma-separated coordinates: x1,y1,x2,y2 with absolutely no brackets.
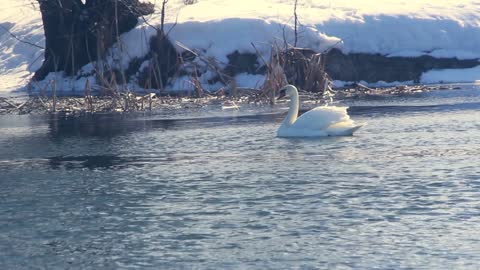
0,24,44,49
294,0,298,47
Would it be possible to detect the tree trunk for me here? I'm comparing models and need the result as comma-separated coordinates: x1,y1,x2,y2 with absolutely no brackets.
34,0,154,81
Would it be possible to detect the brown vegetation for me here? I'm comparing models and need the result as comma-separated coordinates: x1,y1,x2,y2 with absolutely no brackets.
1,84,459,115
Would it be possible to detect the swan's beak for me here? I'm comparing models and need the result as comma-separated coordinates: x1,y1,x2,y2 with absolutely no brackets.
277,89,286,100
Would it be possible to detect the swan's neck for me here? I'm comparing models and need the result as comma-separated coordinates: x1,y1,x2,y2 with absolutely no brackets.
283,89,299,126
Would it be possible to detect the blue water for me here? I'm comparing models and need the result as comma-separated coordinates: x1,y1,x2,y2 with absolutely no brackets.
1,87,480,269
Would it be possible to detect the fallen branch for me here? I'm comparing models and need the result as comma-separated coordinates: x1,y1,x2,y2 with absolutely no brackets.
0,97,20,109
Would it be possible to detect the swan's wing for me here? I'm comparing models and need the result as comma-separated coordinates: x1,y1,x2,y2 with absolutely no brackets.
292,106,354,130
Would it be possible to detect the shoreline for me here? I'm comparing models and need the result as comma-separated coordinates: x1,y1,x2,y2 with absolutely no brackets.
0,84,470,116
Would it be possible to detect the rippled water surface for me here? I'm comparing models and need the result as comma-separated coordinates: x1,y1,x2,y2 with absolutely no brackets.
1,87,480,269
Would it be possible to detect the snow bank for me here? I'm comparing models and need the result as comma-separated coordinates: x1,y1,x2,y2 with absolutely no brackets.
164,0,480,59
421,66,480,84
235,73,266,89
2,0,480,95
106,24,157,70
167,18,340,65
332,80,416,88
0,0,44,93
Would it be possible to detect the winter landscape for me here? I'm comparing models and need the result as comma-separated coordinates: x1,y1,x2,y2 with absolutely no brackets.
1,0,480,269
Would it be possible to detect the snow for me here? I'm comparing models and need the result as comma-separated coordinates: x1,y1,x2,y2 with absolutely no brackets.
332,80,417,88
0,0,44,94
35,72,97,96
167,18,340,65
166,76,224,92
235,73,266,89
106,24,157,70
163,0,480,59
2,0,480,95
421,65,480,84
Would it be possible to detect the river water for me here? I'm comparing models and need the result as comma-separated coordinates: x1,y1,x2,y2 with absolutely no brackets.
1,86,480,269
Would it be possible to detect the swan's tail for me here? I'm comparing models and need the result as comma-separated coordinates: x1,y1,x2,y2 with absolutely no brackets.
327,123,364,136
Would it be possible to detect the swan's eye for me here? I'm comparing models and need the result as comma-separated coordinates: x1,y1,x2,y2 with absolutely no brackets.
277,89,287,100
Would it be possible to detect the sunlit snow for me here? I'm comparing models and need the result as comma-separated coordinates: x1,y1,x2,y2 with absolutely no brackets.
1,0,480,94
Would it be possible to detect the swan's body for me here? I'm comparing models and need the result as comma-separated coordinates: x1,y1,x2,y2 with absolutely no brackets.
277,85,362,137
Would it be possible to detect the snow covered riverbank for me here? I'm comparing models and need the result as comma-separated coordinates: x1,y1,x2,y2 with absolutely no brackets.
1,0,480,95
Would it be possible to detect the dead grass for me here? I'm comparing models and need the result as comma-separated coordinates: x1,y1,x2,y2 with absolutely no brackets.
0,84,452,115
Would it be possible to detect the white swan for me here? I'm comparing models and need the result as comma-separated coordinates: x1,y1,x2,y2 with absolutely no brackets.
277,85,363,137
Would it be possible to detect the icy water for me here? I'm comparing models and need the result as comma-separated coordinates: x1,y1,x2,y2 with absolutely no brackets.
1,87,480,269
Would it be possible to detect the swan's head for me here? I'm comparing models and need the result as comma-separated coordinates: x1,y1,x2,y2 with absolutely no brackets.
277,85,298,100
